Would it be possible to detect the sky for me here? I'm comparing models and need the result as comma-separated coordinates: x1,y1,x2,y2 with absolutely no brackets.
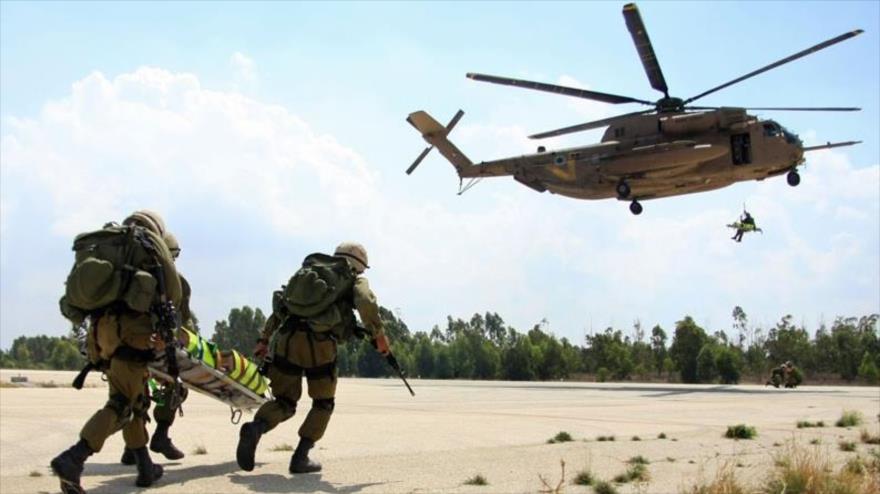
1,1,878,350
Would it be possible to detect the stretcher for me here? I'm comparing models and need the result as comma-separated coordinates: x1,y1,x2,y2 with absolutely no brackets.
147,329,271,423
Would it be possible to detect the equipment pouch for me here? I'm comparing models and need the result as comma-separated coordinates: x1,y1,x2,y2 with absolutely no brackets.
66,258,122,310
93,314,122,361
59,295,87,326
308,305,343,333
122,269,157,313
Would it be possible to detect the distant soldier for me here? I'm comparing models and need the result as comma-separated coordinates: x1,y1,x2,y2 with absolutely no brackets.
236,242,392,474
120,232,189,466
766,361,799,388
52,210,181,493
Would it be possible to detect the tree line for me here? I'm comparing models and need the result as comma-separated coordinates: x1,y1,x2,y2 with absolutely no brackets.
2,306,878,385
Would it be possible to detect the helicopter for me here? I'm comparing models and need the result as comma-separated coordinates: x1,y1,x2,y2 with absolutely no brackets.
406,3,863,215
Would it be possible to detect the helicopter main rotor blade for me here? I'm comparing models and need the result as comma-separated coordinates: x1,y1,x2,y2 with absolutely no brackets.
802,140,861,152
683,29,864,105
739,106,861,112
466,73,653,105
529,109,655,139
623,3,668,97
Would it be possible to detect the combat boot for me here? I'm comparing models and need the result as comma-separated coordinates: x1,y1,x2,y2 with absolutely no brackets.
120,448,136,465
150,421,184,460
236,418,267,471
50,439,93,494
132,447,164,487
289,437,321,474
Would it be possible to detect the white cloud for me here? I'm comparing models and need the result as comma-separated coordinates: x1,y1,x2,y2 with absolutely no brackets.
230,51,258,86
1,66,877,349
1,66,376,237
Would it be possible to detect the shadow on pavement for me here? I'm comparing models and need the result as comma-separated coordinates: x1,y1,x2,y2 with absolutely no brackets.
419,381,846,397
230,472,385,493
85,460,241,494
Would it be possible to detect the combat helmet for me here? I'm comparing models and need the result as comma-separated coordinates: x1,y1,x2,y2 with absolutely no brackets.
123,210,166,236
163,232,181,259
334,242,369,274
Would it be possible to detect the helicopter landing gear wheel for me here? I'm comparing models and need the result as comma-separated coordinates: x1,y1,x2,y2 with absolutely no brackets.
786,170,801,187
616,181,631,199
629,200,643,215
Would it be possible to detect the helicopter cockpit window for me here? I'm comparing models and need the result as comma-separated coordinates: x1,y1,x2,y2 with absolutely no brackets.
782,128,800,145
763,122,781,137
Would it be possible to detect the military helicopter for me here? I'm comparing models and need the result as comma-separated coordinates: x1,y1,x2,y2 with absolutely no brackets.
406,3,862,215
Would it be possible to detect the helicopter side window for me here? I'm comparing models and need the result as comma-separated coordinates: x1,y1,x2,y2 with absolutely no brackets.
763,123,781,137
614,127,626,138
731,133,752,165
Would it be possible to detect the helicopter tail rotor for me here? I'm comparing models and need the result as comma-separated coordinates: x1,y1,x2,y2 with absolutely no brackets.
405,110,466,175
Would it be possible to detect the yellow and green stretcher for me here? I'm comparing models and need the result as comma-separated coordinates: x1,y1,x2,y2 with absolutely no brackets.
148,327,271,423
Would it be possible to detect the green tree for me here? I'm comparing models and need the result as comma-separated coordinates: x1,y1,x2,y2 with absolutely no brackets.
696,344,718,383
212,306,266,354
857,352,879,384
715,346,743,384
669,316,707,383
650,325,667,376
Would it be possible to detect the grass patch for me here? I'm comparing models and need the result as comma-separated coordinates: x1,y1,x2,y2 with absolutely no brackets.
839,440,857,452
772,442,782,447
762,444,879,494
724,424,757,440
571,469,594,486
269,443,293,452
613,464,648,483
593,480,619,494
192,445,207,455
836,410,864,428
464,474,488,486
796,420,825,428
631,435,641,441
28,470,42,477
547,431,573,444
809,438,821,445
627,455,650,465
671,438,679,442
860,429,880,445
0,382,22,388
683,465,747,494
596,435,616,442
658,432,667,439
667,457,676,463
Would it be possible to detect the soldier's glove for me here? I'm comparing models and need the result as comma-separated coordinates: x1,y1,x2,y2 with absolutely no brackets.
373,333,390,356
253,339,269,359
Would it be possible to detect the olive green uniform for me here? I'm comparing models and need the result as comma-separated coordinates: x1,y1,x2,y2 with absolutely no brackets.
78,238,183,453
255,276,386,442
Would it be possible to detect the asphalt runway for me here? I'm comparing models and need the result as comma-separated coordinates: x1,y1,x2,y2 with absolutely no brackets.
1,370,877,493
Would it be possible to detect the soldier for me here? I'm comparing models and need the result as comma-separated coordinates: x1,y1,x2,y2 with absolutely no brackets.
766,360,795,388
732,211,756,242
52,210,182,494
236,242,391,474
120,232,189,465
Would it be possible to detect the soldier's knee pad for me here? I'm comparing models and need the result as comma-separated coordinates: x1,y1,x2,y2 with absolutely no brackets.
313,398,335,412
277,395,298,416
105,392,133,422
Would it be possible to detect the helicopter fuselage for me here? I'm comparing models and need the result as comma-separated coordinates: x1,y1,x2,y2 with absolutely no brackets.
472,108,804,203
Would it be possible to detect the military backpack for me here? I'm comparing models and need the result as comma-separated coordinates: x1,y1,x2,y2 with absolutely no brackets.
279,253,355,332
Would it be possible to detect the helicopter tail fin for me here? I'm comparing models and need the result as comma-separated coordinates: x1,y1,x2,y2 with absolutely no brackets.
406,110,477,177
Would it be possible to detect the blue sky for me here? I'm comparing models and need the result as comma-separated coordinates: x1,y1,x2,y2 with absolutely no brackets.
1,1,878,349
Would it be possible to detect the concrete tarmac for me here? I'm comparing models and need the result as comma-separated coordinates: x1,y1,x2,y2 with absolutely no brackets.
1,370,877,493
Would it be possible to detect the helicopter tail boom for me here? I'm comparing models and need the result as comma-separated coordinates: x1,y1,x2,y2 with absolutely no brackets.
407,110,487,178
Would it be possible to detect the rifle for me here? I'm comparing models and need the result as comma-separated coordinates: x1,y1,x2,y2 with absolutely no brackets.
384,352,415,397
140,229,185,414
355,325,415,397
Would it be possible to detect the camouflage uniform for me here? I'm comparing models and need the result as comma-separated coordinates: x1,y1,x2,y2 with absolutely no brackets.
237,244,389,474
52,211,182,493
